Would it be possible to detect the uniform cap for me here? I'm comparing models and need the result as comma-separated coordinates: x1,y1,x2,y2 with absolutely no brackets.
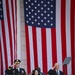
14,59,21,64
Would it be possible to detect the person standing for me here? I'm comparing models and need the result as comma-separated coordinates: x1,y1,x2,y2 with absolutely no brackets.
47,63,64,75
5,59,26,75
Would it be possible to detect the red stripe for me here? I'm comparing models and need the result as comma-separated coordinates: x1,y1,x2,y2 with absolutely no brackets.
0,40,1,75
15,0,17,59
70,0,75,75
51,28,57,65
1,40,3,75
11,0,15,62
1,21,8,68
6,0,13,64
41,28,47,74
25,25,31,74
1,50,3,75
61,0,67,75
32,27,38,68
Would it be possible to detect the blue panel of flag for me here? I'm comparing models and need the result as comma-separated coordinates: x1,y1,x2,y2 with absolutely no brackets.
0,0,3,20
24,0,56,28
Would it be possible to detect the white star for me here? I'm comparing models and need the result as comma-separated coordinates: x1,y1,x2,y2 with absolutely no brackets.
26,2,28,4
31,3,34,5
28,0,30,2
26,21,29,23
29,12,31,14
38,4,40,6
41,14,43,16
41,7,43,10
44,4,46,7
26,14,28,17
47,8,50,10
38,23,40,25
35,7,37,9
51,11,53,13
47,2,50,4
35,13,37,15
26,8,28,10
28,6,31,8
44,11,46,13
32,22,34,24
38,10,40,13
32,16,34,18
51,23,53,26
35,19,37,22
51,5,53,7
44,23,46,25
41,1,43,3
38,16,40,19
47,20,50,23
41,20,43,22
44,17,46,19
35,0,37,3
31,9,34,12
47,14,50,16
29,18,31,20
51,17,53,19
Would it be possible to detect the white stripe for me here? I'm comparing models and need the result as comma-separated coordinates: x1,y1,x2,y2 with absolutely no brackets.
28,26,34,71
3,0,11,66
1,22,6,75
13,0,17,59
46,29,52,70
66,0,72,75
36,28,43,72
56,0,63,71
8,0,14,64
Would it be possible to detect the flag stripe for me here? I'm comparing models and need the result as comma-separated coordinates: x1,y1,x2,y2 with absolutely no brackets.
41,28,47,74
66,0,71,75
1,0,17,74
28,26,35,71
8,0,15,64
1,21,8,68
56,0,62,70
25,25,31,73
61,0,67,75
5,0,13,64
32,27,38,68
51,28,57,65
70,0,75,75
46,29,52,70
1,21,6,75
36,28,43,72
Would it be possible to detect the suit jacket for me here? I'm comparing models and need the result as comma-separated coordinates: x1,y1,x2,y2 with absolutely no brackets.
47,69,64,75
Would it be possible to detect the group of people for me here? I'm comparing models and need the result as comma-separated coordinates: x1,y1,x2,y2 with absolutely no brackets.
5,59,64,75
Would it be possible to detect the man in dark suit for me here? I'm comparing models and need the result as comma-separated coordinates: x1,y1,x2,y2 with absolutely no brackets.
47,63,64,75
5,59,26,75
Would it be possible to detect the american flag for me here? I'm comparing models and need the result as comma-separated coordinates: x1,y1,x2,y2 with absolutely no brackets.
24,0,75,75
0,0,17,75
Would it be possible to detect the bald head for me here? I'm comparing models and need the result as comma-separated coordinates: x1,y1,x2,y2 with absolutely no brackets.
54,63,60,70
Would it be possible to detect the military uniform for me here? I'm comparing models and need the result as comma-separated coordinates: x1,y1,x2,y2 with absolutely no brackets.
5,66,13,75
5,59,26,75
12,68,26,75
